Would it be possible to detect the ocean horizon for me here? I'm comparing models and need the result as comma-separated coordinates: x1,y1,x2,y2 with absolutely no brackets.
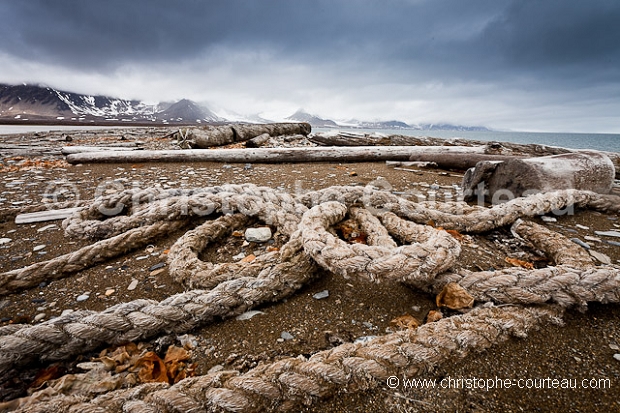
314,128,620,153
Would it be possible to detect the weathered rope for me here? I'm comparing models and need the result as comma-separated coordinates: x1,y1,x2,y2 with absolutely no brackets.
299,187,620,232
1,184,619,400
436,265,620,309
8,305,563,413
282,201,461,284
511,219,594,268
0,252,316,375
0,220,189,295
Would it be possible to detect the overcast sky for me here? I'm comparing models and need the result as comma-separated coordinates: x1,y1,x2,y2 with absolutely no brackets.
0,0,619,132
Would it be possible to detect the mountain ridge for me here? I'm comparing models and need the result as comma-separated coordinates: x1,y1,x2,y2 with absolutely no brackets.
0,83,490,131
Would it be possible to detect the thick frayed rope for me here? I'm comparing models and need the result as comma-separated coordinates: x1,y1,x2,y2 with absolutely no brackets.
8,305,563,413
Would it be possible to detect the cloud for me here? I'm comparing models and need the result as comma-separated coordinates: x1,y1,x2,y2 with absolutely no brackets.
0,0,619,132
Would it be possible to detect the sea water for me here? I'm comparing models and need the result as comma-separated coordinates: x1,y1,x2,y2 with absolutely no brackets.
314,128,620,153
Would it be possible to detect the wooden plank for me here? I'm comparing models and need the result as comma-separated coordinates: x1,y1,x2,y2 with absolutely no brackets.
15,207,83,224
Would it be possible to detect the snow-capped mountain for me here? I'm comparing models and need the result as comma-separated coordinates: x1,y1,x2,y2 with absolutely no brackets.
286,109,338,127
0,83,490,131
0,84,222,124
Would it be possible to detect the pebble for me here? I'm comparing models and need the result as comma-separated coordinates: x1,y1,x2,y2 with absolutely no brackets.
589,250,611,265
105,289,115,296
614,354,620,362
354,336,378,344
0,238,12,245
60,309,74,317
245,227,272,243
76,294,90,302
575,224,590,230
280,331,294,341
127,278,139,291
33,245,46,252
605,240,620,247
235,310,265,320
570,238,590,249
584,236,602,243
34,313,46,322
609,343,620,351
540,216,557,223
595,230,620,238
149,263,166,271
313,290,330,300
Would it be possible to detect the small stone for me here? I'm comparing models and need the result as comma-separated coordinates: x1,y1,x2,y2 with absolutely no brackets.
245,227,272,243
609,343,620,351
244,163,253,170
105,289,115,296
236,310,265,321
540,216,557,223
595,230,620,238
33,245,46,252
354,336,378,344
76,294,90,302
150,268,166,276
148,263,165,272
34,313,46,322
60,309,74,317
280,331,294,341
135,255,149,261
605,240,620,247
589,250,611,265
232,252,246,260
313,290,330,300
127,278,139,291
614,354,620,362
584,236,602,242
570,238,590,249
575,224,590,230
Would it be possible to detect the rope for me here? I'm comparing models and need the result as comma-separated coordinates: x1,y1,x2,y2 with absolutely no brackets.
1,184,620,410
0,252,316,375
283,201,461,285
8,305,563,413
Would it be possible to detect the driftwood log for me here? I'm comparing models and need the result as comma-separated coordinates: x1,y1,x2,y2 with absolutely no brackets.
311,131,620,177
462,151,616,202
173,122,311,148
65,146,488,164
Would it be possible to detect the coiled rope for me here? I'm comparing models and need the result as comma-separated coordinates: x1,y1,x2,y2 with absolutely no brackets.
0,184,619,412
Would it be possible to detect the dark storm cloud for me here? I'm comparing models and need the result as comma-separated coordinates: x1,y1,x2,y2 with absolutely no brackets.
0,0,619,131
1,0,619,79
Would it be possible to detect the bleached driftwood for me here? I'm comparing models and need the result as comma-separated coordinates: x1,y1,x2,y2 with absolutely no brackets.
174,122,311,148
65,146,489,164
462,151,616,201
14,207,84,224
61,146,143,155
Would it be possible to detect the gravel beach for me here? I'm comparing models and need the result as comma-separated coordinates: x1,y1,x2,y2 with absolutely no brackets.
1,127,619,412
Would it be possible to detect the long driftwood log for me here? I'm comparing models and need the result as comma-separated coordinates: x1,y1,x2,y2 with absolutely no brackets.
310,131,620,177
173,122,311,148
65,146,488,164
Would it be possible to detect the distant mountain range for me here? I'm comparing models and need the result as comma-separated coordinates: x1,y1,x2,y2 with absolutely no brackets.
0,83,490,131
